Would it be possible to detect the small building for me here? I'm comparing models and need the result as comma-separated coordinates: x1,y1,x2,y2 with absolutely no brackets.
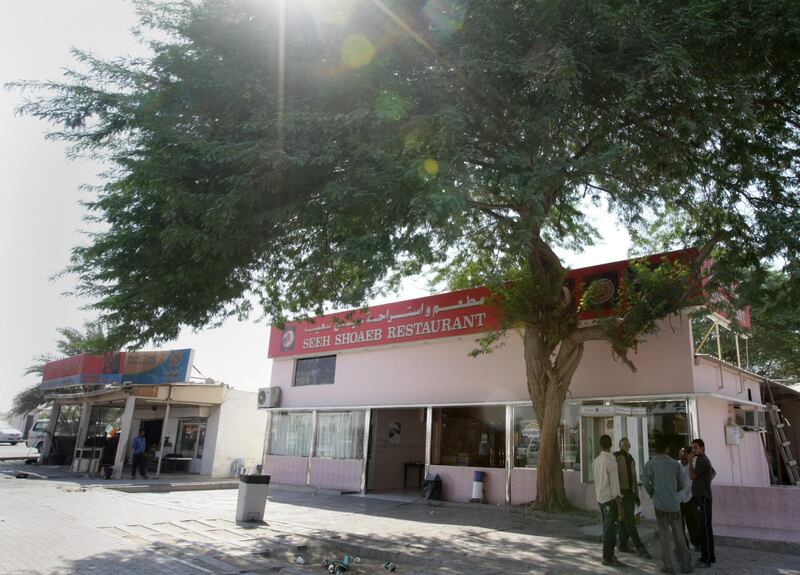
261,254,800,541
38,349,265,479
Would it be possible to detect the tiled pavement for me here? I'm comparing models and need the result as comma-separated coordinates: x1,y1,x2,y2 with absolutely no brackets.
2,465,800,574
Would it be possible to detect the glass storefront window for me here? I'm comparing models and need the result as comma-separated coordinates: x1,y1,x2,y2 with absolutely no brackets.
433,406,506,468
315,411,365,459
196,425,206,459
561,404,580,471
513,404,580,470
645,400,690,458
269,411,312,457
84,407,123,447
579,400,690,483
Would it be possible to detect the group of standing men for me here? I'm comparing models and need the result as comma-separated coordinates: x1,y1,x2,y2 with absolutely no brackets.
593,435,716,573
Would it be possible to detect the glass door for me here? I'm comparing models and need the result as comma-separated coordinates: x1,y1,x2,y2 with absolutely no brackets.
177,418,207,473
580,405,648,484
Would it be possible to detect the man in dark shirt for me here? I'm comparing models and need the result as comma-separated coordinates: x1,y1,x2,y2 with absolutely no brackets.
690,438,715,568
614,437,651,558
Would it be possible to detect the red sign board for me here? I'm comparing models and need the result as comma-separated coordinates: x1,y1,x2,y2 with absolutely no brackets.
268,286,501,358
268,248,742,359
40,349,194,390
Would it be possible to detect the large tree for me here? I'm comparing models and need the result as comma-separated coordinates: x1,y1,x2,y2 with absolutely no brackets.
15,0,800,509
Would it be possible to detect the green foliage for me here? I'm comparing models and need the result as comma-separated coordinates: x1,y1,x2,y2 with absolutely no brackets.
747,274,800,383
12,0,800,348
10,385,47,416
24,321,116,376
13,321,118,415
694,272,800,383
594,257,698,369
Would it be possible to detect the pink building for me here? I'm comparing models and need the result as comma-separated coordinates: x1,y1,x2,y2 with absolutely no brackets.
262,259,798,542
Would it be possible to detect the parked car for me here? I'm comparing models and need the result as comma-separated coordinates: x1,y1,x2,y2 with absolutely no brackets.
26,419,50,451
0,426,23,445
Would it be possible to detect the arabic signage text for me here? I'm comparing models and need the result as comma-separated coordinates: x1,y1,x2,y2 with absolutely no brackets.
269,287,499,358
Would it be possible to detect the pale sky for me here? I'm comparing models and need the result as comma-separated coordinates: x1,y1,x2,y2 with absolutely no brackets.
0,0,631,412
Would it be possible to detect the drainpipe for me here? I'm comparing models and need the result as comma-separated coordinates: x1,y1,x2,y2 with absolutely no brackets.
424,406,433,477
306,410,318,486
360,409,371,493
261,409,272,475
505,404,513,505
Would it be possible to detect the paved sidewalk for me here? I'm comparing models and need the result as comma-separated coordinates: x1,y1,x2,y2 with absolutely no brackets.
2,468,800,574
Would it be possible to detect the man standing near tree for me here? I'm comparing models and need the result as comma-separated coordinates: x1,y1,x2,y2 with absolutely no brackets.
615,437,651,558
644,438,693,574
594,435,625,567
691,439,715,568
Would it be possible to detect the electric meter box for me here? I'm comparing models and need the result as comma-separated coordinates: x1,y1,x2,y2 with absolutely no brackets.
725,425,742,445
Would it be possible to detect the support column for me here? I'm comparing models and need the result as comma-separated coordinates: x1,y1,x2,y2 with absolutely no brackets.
505,404,513,505
72,402,93,468
74,403,92,449
424,406,433,477
155,402,171,478
306,410,318,486
40,403,60,463
112,395,136,479
360,409,371,493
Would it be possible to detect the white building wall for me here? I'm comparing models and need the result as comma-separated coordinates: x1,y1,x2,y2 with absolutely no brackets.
208,389,267,477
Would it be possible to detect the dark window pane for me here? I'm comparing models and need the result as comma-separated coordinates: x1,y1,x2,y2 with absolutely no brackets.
294,355,336,386
432,406,505,468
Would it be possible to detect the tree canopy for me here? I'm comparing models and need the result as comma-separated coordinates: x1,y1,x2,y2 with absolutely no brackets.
15,0,800,347
14,0,800,508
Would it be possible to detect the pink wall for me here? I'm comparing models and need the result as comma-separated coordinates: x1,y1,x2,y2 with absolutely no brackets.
696,397,770,487
510,468,536,504
428,465,506,504
714,484,800,530
369,409,426,490
309,457,362,492
264,455,307,485
571,315,695,398
692,358,763,402
271,315,696,408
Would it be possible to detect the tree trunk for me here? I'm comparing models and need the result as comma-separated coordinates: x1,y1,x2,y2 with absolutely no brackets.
534,385,569,510
524,324,584,511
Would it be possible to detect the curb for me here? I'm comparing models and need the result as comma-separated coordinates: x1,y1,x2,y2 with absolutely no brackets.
103,480,239,493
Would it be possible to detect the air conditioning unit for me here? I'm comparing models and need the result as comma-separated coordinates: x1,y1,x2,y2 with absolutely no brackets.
257,387,281,409
734,407,766,431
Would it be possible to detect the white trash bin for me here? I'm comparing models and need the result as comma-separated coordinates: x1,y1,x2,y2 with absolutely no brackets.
235,474,271,522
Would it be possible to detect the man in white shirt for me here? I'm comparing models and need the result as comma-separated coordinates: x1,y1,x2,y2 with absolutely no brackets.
593,434,624,567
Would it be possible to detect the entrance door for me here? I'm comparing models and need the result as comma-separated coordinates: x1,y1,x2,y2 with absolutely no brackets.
177,418,207,474
580,406,648,484
365,408,426,492
139,419,164,472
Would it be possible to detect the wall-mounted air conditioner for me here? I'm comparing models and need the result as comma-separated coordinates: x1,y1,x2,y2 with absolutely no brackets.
733,407,766,431
257,387,281,409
